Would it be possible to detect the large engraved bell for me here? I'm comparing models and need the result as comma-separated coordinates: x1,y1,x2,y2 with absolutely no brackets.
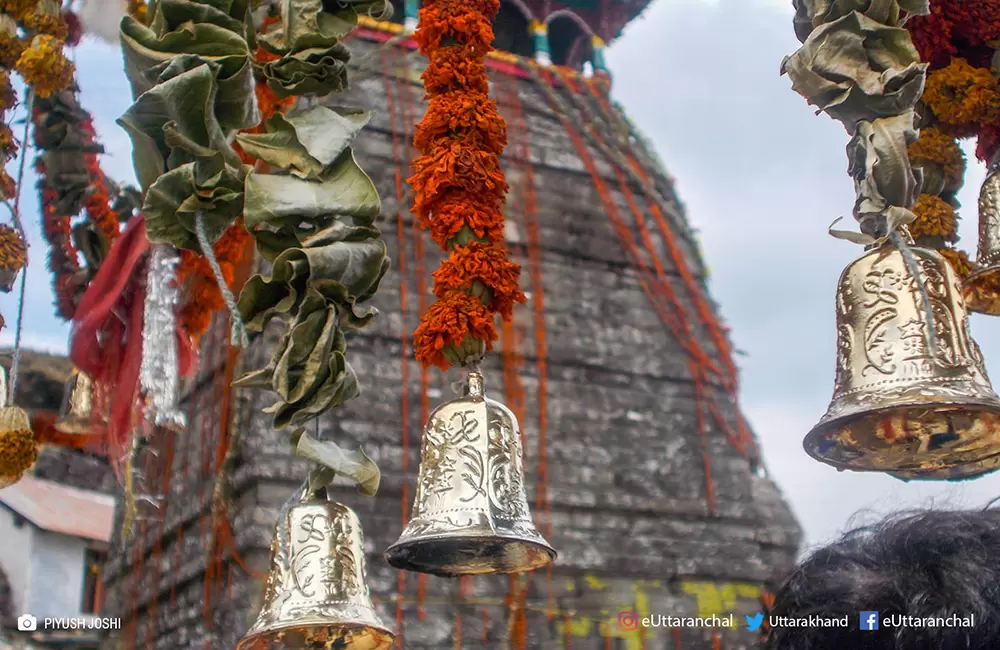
384,370,556,576
54,370,105,435
963,166,1000,315
236,487,393,650
804,240,1000,477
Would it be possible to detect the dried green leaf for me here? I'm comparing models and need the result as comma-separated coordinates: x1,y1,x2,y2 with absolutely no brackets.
142,155,246,250
235,106,373,178
243,149,380,230
781,12,926,130
847,113,920,221
295,430,380,496
259,0,358,54
259,44,351,98
117,63,236,190
235,299,362,429
237,224,388,330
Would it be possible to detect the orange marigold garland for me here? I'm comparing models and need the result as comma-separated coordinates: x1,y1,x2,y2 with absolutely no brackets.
907,126,966,192
939,247,975,278
905,6,1000,277
409,0,526,370
922,58,1000,140
910,194,959,242
0,223,25,293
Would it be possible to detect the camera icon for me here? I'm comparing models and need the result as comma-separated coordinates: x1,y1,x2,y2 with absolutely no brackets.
618,611,638,631
17,614,37,631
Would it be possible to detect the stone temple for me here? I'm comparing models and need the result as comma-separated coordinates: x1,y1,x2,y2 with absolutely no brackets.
22,1,804,648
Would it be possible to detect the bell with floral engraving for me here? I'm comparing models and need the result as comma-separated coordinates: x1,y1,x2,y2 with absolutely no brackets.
963,165,1000,315
804,239,1000,477
384,369,556,576
236,488,393,650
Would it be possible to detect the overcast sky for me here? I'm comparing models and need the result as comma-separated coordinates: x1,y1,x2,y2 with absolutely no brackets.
2,0,998,552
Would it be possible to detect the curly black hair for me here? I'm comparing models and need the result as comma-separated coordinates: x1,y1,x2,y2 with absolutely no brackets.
765,509,1000,650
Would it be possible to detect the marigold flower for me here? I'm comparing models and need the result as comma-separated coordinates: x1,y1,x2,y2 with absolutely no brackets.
922,59,1000,139
939,247,974,279
908,127,965,192
907,0,1000,69
0,70,16,112
413,290,498,370
977,124,1000,165
0,16,25,69
911,194,959,243
128,0,147,22
0,0,38,22
0,170,14,200
432,241,526,319
63,10,82,46
16,35,74,98
0,427,37,480
0,225,26,272
21,0,69,41
0,123,16,160
420,190,505,247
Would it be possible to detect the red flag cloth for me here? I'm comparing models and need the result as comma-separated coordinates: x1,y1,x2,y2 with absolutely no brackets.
69,216,196,470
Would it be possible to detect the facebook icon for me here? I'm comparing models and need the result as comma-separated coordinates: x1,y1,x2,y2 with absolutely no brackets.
860,611,880,630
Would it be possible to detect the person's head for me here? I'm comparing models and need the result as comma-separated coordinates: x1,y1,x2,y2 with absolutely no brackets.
765,508,1000,650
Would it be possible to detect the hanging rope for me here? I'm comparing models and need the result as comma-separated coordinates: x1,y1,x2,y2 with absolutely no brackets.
194,211,249,348
7,91,33,405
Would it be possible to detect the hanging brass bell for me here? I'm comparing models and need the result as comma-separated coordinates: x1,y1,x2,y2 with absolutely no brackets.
804,239,1000,476
963,165,1000,315
384,369,556,577
54,370,105,436
236,488,394,650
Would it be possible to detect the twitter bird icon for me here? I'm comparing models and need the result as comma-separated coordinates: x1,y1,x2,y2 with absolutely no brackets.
746,612,764,632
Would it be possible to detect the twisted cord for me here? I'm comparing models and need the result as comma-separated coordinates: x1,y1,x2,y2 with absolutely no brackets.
195,211,248,348
890,230,939,356
8,91,34,404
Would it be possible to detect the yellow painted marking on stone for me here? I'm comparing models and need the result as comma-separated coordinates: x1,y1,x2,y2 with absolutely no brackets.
681,581,762,619
566,578,577,592
585,576,609,590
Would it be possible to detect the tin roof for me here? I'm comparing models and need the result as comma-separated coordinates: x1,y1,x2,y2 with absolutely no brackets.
0,474,115,543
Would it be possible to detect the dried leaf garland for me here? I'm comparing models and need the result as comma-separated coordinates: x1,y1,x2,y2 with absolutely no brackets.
235,101,388,428
783,3,931,237
409,0,525,370
117,0,259,253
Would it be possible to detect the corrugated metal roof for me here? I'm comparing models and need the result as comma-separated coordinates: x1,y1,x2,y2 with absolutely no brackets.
0,474,115,543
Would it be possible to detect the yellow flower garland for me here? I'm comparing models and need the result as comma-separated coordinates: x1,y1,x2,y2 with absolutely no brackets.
15,34,73,98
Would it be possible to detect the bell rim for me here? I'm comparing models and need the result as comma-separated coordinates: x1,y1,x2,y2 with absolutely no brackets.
962,265,1000,315
804,400,1000,475
889,462,1000,482
53,417,104,436
235,619,395,650
384,534,557,577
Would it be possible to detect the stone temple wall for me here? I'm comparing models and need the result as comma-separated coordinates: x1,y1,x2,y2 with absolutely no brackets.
99,32,801,650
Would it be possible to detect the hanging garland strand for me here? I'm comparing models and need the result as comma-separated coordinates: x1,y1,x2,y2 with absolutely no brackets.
782,1,930,244
33,85,137,320
408,0,525,370
900,1,1000,278
177,11,289,344
232,0,390,445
